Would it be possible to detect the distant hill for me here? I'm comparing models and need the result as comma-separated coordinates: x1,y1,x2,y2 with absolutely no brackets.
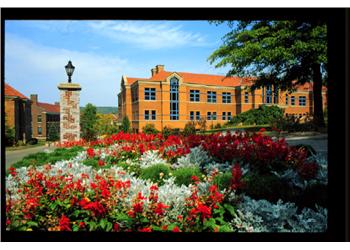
80,106,118,114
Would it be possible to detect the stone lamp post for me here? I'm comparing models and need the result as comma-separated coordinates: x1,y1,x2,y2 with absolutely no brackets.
58,61,82,143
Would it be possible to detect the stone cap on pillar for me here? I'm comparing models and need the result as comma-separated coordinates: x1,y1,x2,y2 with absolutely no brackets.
58,83,82,91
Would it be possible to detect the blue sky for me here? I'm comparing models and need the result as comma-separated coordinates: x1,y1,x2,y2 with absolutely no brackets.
5,20,232,106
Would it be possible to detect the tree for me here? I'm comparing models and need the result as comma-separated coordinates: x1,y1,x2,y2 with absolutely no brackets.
47,122,60,141
121,116,131,133
96,113,119,136
80,103,98,141
208,21,327,128
5,114,15,146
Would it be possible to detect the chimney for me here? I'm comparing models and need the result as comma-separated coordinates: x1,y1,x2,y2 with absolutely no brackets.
155,65,164,74
151,67,156,77
30,94,38,104
54,102,59,106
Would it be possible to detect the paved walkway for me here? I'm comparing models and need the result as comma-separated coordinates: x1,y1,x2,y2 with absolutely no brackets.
285,134,328,154
5,145,55,170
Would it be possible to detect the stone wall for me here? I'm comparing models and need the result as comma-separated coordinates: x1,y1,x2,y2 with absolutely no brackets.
58,83,81,142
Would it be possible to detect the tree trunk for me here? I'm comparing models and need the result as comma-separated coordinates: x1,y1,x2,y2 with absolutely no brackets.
312,63,326,128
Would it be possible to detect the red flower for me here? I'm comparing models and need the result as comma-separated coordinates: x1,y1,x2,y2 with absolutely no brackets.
113,223,120,232
139,227,152,232
231,163,243,190
9,166,17,177
172,226,181,232
298,162,319,180
87,148,95,158
154,202,169,216
79,221,86,229
259,128,266,133
191,175,199,182
98,159,105,167
59,214,71,231
6,219,10,226
132,202,144,214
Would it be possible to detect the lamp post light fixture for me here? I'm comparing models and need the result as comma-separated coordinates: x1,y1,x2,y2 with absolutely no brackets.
65,60,75,83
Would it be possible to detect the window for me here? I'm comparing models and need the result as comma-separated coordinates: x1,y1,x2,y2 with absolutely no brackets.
299,96,306,106
222,92,231,103
37,115,42,123
212,112,217,120
190,90,200,102
274,86,279,104
170,77,179,120
144,88,156,100
207,112,211,120
207,91,217,103
227,112,232,121
196,111,200,120
144,110,150,120
190,111,194,120
222,112,226,120
291,96,295,106
151,110,156,120
38,127,42,135
132,88,138,102
286,95,289,105
266,85,272,103
244,92,249,103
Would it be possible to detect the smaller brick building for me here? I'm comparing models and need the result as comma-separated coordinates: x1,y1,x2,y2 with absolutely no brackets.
30,94,60,140
4,83,32,142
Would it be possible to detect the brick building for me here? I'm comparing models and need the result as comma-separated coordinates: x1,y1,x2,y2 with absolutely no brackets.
30,94,60,140
4,83,32,142
118,65,328,132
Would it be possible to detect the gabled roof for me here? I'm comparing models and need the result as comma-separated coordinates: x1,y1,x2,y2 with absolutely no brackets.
37,102,60,113
4,83,28,99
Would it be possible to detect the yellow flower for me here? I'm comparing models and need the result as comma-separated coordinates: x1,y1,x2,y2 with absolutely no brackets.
26,228,32,231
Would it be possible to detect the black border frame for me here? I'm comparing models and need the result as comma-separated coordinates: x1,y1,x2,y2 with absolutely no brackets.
1,7,348,242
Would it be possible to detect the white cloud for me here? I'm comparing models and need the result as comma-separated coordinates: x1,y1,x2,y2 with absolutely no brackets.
88,21,209,49
5,33,129,106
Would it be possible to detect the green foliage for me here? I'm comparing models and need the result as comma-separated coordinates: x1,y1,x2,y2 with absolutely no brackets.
162,126,180,138
139,163,171,185
228,105,284,126
172,167,202,186
12,146,84,169
27,138,38,145
182,121,196,136
95,114,119,136
81,103,98,141
273,115,317,132
121,116,131,133
142,123,159,134
209,20,327,127
242,172,297,203
213,171,232,190
47,122,60,141
214,123,222,129
5,114,16,146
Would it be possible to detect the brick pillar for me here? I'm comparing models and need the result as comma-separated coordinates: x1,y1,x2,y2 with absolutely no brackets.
57,83,82,143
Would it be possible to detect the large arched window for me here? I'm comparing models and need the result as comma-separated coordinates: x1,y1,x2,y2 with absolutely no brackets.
170,77,179,120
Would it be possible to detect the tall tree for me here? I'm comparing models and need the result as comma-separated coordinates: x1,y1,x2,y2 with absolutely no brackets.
208,20,327,128
80,103,98,141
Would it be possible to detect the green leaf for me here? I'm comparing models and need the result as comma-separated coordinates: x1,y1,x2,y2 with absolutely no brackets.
72,224,80,232
26,221,39,228
223,204,237,217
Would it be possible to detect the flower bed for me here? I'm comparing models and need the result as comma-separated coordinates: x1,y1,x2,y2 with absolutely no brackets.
6,131,327,232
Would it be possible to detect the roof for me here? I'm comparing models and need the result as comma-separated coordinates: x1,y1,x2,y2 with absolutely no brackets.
126,70,327,91
4,83,28,99
37,102,60,113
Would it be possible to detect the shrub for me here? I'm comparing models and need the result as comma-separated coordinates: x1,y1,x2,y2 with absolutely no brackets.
182,121,196,136
120,116,131,133
214,123,222,129
162,126,181,138
213,171,232,190
139,163,171,185
142,123,159,134
242,173,296,203
228,105,284,126
273,115,317,132
175,146,211,169
81,103,98,141
27,138,38,145
172,167,202,186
